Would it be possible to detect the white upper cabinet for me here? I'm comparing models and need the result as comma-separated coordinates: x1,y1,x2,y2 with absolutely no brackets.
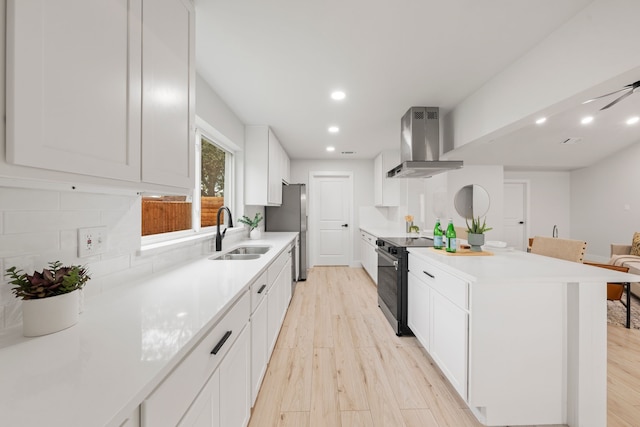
374,150,400,206
6,0,195,190
245,126,284,206
281,143,290,184
6,0,142,182
141,0,195,188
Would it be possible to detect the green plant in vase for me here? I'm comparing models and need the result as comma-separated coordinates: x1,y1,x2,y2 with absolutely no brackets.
465,216,492,252
238,212,264,239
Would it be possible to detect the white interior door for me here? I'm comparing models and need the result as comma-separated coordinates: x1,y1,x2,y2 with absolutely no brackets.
503,181,528,251
310,172,352,266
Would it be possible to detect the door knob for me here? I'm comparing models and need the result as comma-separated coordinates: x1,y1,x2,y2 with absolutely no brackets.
519,221,524,224
342,224,348,227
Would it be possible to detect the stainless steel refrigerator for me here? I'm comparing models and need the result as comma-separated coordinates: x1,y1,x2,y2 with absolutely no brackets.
265,183,307,281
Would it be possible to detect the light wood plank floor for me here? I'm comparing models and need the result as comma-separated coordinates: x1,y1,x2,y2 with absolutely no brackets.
249,266,640,427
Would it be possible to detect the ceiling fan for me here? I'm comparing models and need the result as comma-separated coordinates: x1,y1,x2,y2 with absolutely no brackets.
583,80,640,110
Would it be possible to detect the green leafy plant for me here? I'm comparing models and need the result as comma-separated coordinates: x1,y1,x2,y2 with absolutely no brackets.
238,212,263,231
5,261,90,300
466,216,493,234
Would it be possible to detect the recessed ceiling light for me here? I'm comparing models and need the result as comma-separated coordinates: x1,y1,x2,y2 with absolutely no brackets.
626,116,639,125
326,146,335,152
331,91,345,100
535,117,547,125
328,126,339,133
581,116,594,125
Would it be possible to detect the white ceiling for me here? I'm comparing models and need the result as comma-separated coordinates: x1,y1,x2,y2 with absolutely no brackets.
194,0,640,170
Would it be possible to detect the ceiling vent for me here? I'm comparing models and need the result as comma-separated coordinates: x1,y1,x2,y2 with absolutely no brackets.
561,137,583,145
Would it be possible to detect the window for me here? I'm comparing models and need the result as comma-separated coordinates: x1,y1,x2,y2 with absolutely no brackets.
200,136,230,228
141,131,234,239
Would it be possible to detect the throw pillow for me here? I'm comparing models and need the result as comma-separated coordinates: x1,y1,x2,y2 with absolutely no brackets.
631,232,640,256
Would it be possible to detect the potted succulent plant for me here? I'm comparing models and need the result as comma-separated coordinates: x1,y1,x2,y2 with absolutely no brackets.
466,216,493,252
238,212,264,239
5,261,90,337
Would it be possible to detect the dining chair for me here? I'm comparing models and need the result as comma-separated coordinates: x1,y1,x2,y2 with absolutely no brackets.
530,236,587,263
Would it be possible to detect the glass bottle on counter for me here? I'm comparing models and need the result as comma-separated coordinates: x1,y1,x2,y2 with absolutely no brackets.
433,218,443,249
445,219,457,253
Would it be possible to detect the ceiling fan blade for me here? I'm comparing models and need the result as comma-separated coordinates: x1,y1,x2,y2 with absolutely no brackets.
583,87,629,103
600,89,634,110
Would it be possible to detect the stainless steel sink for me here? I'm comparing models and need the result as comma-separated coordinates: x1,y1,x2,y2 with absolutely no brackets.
210,253,261,261
227,246,271,255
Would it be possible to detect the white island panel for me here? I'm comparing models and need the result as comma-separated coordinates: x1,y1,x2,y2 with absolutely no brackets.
407,247,640,427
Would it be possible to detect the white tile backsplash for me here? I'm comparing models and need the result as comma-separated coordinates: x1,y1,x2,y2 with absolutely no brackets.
0,186,217,332
0,188,60,211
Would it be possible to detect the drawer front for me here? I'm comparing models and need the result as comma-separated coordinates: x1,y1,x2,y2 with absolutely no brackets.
142,291,250,427
250,272,268,314
361,230,376,246
267,247,290,287
408,254,468,310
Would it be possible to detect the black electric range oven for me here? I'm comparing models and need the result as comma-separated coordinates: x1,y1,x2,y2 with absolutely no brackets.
376,236,434,336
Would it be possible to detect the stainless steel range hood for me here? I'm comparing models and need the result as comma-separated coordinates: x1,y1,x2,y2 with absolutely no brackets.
387,107,463,178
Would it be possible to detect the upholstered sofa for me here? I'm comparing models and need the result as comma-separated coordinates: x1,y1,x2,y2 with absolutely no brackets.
610,244,640,297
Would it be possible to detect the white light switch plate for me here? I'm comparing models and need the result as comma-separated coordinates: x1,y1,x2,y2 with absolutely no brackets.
78,226,107,257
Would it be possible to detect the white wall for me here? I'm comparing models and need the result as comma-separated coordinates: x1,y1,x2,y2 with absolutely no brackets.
445,0,640,152
290,159,374,267
570,141,640,261
504,171,571,241
418,166,505,241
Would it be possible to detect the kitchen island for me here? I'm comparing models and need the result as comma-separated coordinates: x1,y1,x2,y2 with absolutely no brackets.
407,247,640,427
0,232,297,427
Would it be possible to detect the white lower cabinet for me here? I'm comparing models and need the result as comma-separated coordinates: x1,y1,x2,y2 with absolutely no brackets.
178,370,220,427
407,271,430,351
407,254,468,400
119,407,141,427
250,294,268,405
219,326,251,427
430,291,468,399
360,230,378,284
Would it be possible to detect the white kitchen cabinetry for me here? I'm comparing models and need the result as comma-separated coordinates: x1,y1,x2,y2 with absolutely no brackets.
245,126,289,206
6,0,141,182
374,150,401,206
250,273,269,406
219,326,251,427
178,370,220,427
142,291,250,427
407,254,468,400
6,0,195,190
119,407,141,427
281,143,291,184
360,230,378,284
141,0,195,188
266,248,292,355
407,271,430,351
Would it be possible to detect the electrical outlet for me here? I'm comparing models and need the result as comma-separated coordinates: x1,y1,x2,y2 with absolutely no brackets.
78,226,107,257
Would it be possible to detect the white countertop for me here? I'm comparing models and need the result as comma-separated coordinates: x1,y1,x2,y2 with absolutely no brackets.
360,226,432,239
408,247,640,284
0,232,297,427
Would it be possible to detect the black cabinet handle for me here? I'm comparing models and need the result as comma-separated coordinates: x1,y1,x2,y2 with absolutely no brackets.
423,270,435,279
342,224,348,227
211,331,232,355
257,284,267,294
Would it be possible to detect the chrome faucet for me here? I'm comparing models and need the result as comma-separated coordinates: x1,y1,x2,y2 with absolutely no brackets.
215,206,234,251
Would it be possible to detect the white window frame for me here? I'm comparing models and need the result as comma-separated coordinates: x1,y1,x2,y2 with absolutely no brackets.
140,116,242,249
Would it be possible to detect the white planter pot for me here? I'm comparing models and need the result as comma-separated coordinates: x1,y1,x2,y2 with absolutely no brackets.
250,228,261,240
22,290,80,337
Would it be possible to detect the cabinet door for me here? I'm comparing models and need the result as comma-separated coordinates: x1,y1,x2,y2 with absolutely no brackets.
220,326,251,427
407,272,430,350
251,297,268,406
178,370,220,427
267,267,285,356
141,0,195,188
119,407,141,427
283,257,293,308
6,0,141,182
430,291,468,399
267,129,282,205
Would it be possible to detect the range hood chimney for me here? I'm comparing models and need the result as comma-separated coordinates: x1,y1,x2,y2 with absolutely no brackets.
387,107,463,178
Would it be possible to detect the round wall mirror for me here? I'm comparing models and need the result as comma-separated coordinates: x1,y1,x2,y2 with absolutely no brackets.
454,184,490,219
